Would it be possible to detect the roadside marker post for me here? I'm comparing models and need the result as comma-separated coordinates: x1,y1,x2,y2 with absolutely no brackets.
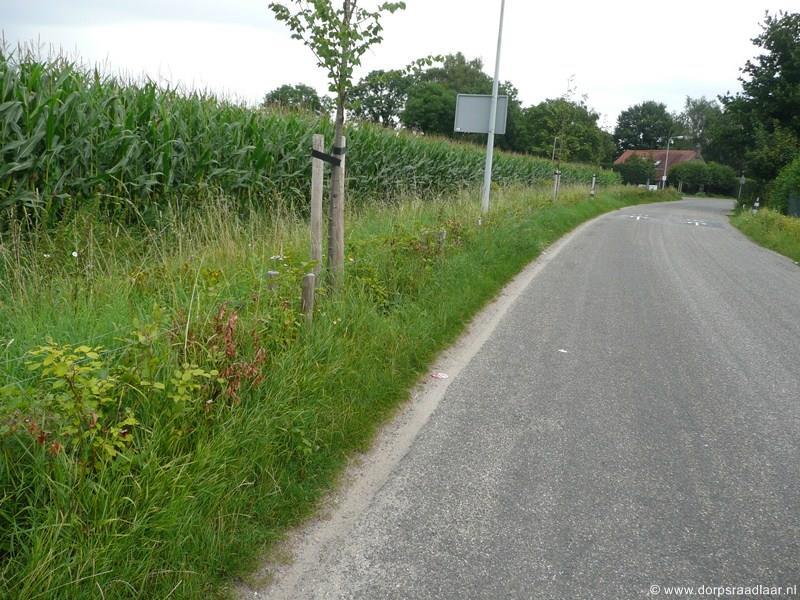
590,174,597,198
301,273,316,326
552,169,561,202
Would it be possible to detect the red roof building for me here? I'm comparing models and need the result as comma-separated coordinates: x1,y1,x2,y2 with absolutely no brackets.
614,149,702,181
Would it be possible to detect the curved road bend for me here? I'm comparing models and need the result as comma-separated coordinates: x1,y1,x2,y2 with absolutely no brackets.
256,199,800,599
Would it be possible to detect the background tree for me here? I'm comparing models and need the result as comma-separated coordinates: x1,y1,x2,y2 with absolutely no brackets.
519,97,614,164
613,101,676,154
400,53,523,147
262,83,331,114
668,161,708,192
417,52,492,93
740,11,800,136
704,162,738,195
613,155,655,185
401,82,456,135
401,53,491,136
678,96,722,155
348,69,409,127
703,96,753,171
710,11,800,185
269,0,406,284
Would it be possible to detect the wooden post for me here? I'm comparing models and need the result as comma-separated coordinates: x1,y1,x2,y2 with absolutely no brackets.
301,273,315,326
311,134,324,279
328,136,346,286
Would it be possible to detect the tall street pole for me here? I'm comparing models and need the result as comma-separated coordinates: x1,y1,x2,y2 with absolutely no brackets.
662,137,673,190
481,0,506,214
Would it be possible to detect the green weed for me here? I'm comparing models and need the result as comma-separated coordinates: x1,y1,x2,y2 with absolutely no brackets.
731,209,800,262
0,185,678,598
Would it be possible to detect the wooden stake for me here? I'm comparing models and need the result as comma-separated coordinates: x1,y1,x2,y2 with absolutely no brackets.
311,134,324,279
301,273,315,326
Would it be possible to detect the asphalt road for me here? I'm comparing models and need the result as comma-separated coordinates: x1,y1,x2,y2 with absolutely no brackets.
264,199,800,599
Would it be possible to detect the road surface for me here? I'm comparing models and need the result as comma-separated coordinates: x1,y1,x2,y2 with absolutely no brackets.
251,199,800,599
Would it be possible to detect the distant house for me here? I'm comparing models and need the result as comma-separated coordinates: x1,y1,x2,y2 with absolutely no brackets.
614,149,702,181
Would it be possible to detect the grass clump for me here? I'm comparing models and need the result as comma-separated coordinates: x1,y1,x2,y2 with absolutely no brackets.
0,185,677,598
731,209,800,262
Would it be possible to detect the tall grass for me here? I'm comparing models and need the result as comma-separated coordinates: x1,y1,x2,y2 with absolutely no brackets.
0,185,677,598
731,209,800,262
0,46,619,227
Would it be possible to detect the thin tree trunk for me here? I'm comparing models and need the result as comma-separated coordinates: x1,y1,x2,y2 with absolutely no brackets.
327,0,352,287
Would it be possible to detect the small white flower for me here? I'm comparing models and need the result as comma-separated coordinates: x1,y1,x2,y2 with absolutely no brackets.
270,255,284,261
71,251,79,258
43,253,51,258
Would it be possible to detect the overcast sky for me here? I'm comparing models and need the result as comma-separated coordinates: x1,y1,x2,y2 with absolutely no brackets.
1,0,795,129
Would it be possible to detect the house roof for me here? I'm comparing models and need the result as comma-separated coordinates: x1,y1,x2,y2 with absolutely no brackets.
614,149,701,179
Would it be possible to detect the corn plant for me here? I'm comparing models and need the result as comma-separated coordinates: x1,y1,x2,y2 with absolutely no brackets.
0,46,619,228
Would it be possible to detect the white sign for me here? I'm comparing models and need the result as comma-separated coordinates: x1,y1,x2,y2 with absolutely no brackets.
454,94,508,135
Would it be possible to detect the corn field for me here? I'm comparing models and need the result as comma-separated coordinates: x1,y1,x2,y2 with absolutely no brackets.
0,47,619,225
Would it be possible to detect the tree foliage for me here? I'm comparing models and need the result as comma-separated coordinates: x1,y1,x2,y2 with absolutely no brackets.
741,11,800,135
401,82,456,134
519,98,615,164
668,161,737,195
269,1,406,102
262,83,331,114
769,154,800,213
709,11,800,182
678,96,721,155
349,69,409,127
399,52,526,148
614,101,676,154
613,155,655,185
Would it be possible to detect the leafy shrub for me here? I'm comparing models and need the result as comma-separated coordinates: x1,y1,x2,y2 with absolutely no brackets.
668,160,707,191
613,155,655,185
770,154,800,214
668,161,736,195
705,162,737,195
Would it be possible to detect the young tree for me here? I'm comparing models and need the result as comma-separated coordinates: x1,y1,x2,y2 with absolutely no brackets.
269,0,406,284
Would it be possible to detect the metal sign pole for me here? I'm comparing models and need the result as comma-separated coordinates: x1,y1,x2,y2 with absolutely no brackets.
481,0,506,214
738,174,745,203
